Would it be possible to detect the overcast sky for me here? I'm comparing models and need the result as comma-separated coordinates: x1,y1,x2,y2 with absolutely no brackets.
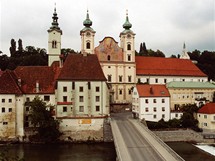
0,0,214,57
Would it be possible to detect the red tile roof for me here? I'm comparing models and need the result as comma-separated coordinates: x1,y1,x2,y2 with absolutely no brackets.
58,54,106,81
136,84,170,97
14,66,58,94
135,56,206,77
198,103,215,114
0,70,22,94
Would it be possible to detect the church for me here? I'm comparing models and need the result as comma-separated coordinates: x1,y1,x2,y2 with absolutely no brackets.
0,7,214,141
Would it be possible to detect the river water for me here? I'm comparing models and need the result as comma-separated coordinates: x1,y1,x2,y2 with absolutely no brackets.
0,143,116,161
1,142,215,161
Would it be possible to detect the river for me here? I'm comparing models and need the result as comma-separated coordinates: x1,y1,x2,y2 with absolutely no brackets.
1,142,215,161
0,143,116,161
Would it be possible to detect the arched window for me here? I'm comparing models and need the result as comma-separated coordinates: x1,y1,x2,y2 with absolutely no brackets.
128,54,131,61
86,42,91,49
52,41,57,48
127,44,131,50
107,55,111,61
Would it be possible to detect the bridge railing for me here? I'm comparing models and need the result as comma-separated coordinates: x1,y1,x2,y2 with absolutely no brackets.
134,119,185,161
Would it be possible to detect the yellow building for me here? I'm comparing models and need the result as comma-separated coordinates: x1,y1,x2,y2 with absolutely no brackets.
197,103,215,131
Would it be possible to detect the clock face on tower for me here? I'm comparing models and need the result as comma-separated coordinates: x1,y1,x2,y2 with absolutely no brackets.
86,32,91,37
127,34,131,39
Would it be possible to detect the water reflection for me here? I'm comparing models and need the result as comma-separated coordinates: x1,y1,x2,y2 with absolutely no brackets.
0,143,116,161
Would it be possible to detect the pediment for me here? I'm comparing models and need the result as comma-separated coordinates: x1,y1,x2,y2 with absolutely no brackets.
95,37,123,61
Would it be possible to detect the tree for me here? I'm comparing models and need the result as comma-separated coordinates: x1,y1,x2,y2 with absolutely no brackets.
9,39,16,57
18,39,23,52
28,96,61,142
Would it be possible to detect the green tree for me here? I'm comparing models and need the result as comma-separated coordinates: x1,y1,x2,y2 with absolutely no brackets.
28,96,61,142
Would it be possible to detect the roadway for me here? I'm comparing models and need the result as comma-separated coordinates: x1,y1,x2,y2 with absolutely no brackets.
111,112,184,161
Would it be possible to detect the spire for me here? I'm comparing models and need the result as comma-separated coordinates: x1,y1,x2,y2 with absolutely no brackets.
83,10,92,27
49,4,61,31
180,42,190,59
123,10,132,30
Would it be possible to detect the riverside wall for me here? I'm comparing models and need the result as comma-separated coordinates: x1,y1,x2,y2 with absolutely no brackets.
153,129,214,143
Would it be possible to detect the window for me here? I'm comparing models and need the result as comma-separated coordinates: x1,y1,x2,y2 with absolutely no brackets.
72,82,75,90
96,96,100,102
119,75,122,82
127,44,131,50
128,55,131,61
2,99,5,103
96,87,100,92
44,96,50,101
108,66,111,68
153,115,157,119
146,78,149,83
79,87,84,92
175,114,178,117
204,115,207,119
145,99,148,103
162,99,165,103
108,75,112,82
214,116,215,120
128,89,132,95
79,106,84,112
153,99,156,103
96,106,100,112
119,89,122,95
107,55,111,61
155,79,158,83
2,107,5,113
86,42,91,49
164,79,167,83
63,96,67,102
162,107,165,112
145,107,149,112
8,99,12,103
9,108,12,112
79,96,84,102
63,106,67,112
162,114,165,119
3,122,8,125
26,97,30,102
153,107,157,112
203,123,207,126
52,41,57,48
63,86,67,92
128,76,131,82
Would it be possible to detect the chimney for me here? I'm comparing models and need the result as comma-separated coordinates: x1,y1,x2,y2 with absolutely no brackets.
18,78,21,87
36,81,39,93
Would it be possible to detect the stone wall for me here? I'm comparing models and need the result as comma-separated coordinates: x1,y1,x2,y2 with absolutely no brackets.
153,129,214,143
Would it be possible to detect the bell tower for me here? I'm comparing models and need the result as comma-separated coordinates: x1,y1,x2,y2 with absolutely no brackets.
80,10,96,54
47,6,62,66
120,10,135,62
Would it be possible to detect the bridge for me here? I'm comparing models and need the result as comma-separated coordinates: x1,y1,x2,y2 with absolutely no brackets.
111,112,184,161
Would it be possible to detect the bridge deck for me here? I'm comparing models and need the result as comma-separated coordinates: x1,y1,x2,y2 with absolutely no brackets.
111,112,184,161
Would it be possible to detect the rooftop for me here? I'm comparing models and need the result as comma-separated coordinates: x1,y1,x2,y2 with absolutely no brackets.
58,54,106,81
167,81,215,89
198,103,215,114
135,56,206,77
136,84,170,97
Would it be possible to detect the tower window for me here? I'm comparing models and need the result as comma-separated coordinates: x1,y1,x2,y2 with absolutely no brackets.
86,42,91,49
127,44,131,50
52,41,57,48
108,75,112,82
119,75,123,82
128,55,131,61
107,55,111,61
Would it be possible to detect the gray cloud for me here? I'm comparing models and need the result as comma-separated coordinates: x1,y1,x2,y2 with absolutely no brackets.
0,0,214,56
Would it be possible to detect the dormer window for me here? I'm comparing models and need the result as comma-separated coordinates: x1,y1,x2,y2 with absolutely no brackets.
52,41,57,48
